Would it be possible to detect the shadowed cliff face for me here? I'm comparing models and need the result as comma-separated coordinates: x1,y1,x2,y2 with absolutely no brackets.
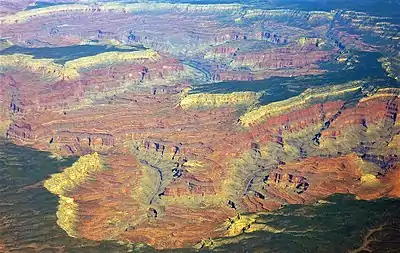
1,140,400,253
0,0,399,251
0,139,132,252
199,194,400,253
0,44,147,64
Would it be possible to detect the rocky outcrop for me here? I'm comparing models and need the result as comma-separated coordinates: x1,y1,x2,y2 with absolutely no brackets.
213,71,255,81
379,55,400,80
44,153,104,237
1,1,400,251
0,74,14,134
204,45,239,61
0,2,242,24
2,65,398,249
241,154,366,212
240,83,362,127
231,45,334,71
0,50,193,149
6,122,34,142
50,131,115,154
0,50,160,80
0,0,31,16
44,152,103,196
384,164,400,197
0,54,64,80
0,2,333,81
180,91,260,109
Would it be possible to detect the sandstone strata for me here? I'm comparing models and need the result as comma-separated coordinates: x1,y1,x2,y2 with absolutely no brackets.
0,1,399,250
180,91,260,109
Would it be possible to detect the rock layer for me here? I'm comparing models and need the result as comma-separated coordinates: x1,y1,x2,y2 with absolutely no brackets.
0,0,399,251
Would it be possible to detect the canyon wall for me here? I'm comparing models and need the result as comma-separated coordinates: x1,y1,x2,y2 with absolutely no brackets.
0,1,399,251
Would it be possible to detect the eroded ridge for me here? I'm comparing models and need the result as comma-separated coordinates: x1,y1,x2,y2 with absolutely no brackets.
0,0,399,250
35,82,400,249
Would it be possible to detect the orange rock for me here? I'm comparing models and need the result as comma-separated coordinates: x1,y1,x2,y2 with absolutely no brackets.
384,164,400,197
0,242,6,253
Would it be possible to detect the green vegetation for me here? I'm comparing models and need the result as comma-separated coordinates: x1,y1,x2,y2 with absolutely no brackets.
0,139,130,252
192,51,393,105
201,194,400,252
1,139,399,252
0,45,146,64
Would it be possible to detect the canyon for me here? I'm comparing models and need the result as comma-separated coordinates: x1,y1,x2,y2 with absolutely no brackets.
0,0,399,252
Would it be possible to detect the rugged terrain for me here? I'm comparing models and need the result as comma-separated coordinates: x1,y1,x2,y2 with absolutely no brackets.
0,0,399,252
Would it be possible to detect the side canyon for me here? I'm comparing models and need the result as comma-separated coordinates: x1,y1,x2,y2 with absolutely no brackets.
0,1,399,252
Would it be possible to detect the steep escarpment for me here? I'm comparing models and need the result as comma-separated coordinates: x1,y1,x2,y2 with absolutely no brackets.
239,83,363,126
0,2,242,24
44,153,104,236
25,80,398,249
230,44,334,71
0,50,161,80
220,85,399,213
196,194,400,253
180,91,260,109
0,2,343,81
1,44,399,249
42,147,236,249
0,74,14,134
1,1,399,251
1,1,399,83
0,0,32,16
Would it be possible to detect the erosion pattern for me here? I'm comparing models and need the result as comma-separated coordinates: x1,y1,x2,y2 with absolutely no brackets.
0,0,399,251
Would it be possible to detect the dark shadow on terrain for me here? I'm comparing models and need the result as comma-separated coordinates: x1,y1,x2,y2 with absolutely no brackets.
0,139,131,252
1,140,399,252
0,45,146,64
160,0,400,21
191,51,395,105
200,194,400,253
